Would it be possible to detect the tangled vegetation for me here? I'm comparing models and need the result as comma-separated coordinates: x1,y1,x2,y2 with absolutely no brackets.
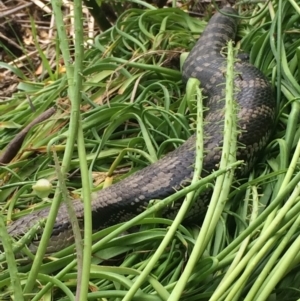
0,0,300,300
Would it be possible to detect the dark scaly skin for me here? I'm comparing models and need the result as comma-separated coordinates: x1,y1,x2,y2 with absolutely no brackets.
6,8,275,254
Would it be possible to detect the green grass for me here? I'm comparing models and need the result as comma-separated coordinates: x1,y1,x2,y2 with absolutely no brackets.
1,0,300,300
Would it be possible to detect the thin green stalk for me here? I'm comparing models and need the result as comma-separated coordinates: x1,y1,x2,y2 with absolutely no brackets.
245,200,300,300
37,273,75,301
254,227,300,300
129,0,156,9
275,0,282,114
123,78,204,301
260,2,285,232
204,41,238,245
105,57,181,79
71,0,87,299
23,0,83,295
216,156,300,263
52,149,83,297
210,180,300,301
261,135,300,234
284,101,300,156
0,215,24,301
77,120,93,301
287,0,300,15
169,40,238,300
6,184,35,220
218,185,260,287
224,236,279,301
108,149,156,176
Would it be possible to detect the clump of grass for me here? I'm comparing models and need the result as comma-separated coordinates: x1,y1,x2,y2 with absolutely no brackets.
0,1,300,300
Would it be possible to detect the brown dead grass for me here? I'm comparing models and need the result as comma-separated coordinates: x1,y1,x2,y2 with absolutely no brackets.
0,0,96,99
